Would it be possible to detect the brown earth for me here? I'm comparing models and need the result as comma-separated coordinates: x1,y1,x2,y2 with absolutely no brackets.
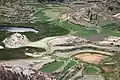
74,53,106,64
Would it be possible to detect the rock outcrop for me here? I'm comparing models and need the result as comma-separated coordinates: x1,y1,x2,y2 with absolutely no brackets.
0,66,56,80
3,33,30,48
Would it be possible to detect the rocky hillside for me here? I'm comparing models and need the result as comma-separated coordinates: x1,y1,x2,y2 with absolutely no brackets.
0,0,120,23
0,0,36,23
0,66,56,80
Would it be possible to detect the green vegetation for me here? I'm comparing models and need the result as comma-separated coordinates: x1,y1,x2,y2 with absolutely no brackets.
32,9,50,23
63,60,77,72
0,22,70,42
24,23,70,41
0,48,31,60
0,47,46,60
41,61,64,72
84,64,100,74
42,5,69,20
59,21,97,37
42,8,60,20
100,22,120,37
102,23,120,31
35,5,98,37
101,29,120,37
0,31,12,42
0,5,71,60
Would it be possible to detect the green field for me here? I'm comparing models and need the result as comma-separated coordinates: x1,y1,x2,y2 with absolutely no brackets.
63,60,77,73
84,65,100,74
32,9,50,22
59,21,97,36
33,5,99,37
0,48,30,60
23,23,70,41
41,61,64,72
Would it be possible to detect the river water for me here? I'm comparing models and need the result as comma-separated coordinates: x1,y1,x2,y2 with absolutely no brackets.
0,26,39,33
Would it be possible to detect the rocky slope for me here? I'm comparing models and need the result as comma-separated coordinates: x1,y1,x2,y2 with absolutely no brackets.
3,33,30,48
0,0,120,23
0,66,56,80
0,0,36,23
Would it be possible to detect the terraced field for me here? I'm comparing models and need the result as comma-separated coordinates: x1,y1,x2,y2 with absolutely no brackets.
0,2,120,80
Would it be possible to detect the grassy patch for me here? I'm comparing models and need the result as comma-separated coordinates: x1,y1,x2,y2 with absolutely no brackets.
59,21,97,37
41,61,64,72
0,31,12,42
33,5,69,22
102,23,120,31
42,5,68,20
63,60,77,73
84,64,100,74
100,21,120,37
23,23,70,41
0,48,31,60
43,8,60,20
58,20,120,37
102,29,120,37
32,9,50,22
